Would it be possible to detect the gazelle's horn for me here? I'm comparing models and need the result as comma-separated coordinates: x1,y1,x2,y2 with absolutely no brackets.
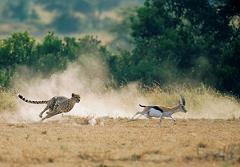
180,95,186,106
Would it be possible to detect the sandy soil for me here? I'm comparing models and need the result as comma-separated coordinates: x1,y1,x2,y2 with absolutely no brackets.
0,117,239,167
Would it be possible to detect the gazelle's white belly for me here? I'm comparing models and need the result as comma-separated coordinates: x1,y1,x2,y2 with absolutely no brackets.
148,108,163,117
162,112,172,117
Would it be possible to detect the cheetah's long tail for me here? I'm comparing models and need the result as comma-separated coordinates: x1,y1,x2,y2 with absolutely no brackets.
18,94,48,104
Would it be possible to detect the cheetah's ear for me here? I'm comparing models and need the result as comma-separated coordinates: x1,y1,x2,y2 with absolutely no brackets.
72,93,75,97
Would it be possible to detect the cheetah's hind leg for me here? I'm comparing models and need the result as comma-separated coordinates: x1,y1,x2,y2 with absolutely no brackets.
41,109,62,122
41,111,58,121
39,106,50,118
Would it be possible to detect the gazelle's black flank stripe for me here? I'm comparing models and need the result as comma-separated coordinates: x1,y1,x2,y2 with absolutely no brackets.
18,94,48,104
139,104,164,113
152,106,164,113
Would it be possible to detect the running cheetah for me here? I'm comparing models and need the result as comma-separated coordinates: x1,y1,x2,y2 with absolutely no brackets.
18,93,80,121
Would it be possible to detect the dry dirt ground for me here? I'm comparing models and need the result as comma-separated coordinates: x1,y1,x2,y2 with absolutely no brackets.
0,117,239,167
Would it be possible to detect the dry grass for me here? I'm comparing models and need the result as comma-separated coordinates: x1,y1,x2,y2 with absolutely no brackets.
1,84,240,120
0,89,17,113
143,84,240,119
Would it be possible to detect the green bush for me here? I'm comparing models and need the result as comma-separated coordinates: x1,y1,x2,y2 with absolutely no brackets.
110,0,240,97
0,32,113,86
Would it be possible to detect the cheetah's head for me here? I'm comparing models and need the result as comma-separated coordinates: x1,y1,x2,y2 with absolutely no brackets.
72,93,81,103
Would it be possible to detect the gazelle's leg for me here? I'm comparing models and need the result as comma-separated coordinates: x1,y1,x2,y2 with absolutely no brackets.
131,112,141,119
39,106,49,118
155,115,163,128
170,116,176,124
159,115,163,124
135,113,143,119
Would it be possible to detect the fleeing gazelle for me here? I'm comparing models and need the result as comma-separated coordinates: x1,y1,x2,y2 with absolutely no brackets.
132,95,187,123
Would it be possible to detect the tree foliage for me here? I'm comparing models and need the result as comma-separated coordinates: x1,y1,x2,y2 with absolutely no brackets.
0,0,239,97
0,32,112,87
111,0,240,96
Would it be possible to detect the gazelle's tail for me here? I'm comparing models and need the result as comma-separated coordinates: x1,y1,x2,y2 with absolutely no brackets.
139,104,146,107
18,94,48,104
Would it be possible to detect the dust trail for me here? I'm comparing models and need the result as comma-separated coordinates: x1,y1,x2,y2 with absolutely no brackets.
11,56,146,122
184,95,240,119
5,56,240,122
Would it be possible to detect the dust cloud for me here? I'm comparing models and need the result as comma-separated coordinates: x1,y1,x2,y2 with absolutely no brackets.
7,56,240,122
174,95,240,120
12,56,146,122
185,94,240,119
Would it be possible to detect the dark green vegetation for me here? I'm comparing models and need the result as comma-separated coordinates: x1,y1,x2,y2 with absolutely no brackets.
0,0,239,97
112,0,240,96
0,32,111,86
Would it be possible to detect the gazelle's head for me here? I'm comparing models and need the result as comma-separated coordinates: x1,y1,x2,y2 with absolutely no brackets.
178,95,187,113
72,93,81,103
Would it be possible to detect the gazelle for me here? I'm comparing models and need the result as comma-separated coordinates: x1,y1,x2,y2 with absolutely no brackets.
132,95,187,123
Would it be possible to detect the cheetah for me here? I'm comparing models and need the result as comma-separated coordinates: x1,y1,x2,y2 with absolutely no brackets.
18,93,81,121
